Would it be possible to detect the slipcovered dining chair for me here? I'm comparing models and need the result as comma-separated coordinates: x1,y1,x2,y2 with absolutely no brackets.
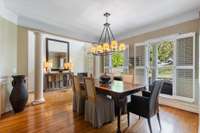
84,77,115,128
122,74,133,83
120,74,134,113
77,72,88,82
72,75,86,115
127,80,163,133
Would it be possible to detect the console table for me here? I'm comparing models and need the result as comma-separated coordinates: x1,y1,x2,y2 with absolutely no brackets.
44,72,72,91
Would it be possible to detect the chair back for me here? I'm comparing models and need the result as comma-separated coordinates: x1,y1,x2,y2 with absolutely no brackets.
122,74,133,83
84,77,96,101
78,72,88,82
70,73,75,91
149,80,163,116
101,73,114,81
73,76,81,93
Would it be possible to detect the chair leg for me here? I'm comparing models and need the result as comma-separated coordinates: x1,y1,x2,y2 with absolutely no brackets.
157,113,161,130
127,112,130,127
147,118,152,133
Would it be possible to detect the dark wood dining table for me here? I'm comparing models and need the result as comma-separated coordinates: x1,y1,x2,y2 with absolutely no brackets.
81,80,145,133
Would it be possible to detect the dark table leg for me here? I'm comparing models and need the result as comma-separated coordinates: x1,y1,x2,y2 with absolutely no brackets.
114,96,122,133
117,106,121,133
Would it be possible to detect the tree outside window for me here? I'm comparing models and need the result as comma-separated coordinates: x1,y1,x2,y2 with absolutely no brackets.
112,52,124,67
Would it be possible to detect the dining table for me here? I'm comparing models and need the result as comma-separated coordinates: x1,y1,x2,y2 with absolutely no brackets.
81,80,145,133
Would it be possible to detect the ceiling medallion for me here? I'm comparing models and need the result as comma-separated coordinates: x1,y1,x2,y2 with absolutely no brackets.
89,12,126,56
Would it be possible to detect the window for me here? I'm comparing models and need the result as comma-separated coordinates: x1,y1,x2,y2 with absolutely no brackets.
157,41,174,80
134,43,147,85
149,41,174,95
104,46,129,75
134,33,195,102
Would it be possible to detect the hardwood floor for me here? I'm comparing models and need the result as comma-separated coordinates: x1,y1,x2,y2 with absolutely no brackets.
0,89,198,133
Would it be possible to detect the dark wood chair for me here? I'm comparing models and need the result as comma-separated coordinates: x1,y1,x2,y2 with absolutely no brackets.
127,80,164,133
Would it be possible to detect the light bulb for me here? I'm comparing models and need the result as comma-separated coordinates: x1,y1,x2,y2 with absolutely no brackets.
111,40,118,51
119,43,126,51
97,45,103,53
103,43,110,52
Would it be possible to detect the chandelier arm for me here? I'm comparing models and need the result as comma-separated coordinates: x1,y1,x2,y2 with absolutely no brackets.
104,27,107,43
108,26,115,40
98,26,106,44
107,27,111,44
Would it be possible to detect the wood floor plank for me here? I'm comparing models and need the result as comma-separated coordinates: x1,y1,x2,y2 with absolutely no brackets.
0,89,198,133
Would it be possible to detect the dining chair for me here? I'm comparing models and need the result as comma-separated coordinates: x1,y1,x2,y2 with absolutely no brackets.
72,75,86,115
77,72,88,82
113,76,122,81
106,73,114,81
122,74,133,83
84,77,115,128
118,74,134,114
127,80,163,133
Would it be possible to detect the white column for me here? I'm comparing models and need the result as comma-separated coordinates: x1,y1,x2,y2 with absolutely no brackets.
32,32,45,105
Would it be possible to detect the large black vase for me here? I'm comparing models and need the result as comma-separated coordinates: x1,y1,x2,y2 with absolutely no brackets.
10,75,28,113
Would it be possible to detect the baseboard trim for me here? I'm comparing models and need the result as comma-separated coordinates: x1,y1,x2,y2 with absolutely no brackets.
32,98,45,105
159,96,199,113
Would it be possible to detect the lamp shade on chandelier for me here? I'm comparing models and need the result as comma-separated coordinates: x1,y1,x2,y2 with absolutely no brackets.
89,12,126,56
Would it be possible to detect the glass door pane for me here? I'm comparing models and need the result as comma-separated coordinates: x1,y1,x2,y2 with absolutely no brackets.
149,40,174,95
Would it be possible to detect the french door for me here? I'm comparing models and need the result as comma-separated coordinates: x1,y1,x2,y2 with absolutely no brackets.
134,32,195,102
134,43,149,88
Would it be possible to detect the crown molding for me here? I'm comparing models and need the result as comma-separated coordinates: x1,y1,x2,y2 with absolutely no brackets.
18,16,95,42
119,8,200,41
0,0,18,24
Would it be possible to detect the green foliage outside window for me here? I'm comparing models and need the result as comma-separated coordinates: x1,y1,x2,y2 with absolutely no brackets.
150,41,173,65
112,52,124,68
149,41,174,80
158,41,173,62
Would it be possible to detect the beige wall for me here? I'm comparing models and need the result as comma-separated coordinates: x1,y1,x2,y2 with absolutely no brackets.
17,26,28,75
0,16,18,76
122,19,199,44
0,16,18,115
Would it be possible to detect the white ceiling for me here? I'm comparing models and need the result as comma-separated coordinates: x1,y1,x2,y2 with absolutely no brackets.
4,0,200,42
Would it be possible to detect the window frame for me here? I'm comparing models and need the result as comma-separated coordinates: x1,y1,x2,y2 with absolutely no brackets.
144,33,195,103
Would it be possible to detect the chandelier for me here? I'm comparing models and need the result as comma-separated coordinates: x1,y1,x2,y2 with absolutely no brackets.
89,12,126,56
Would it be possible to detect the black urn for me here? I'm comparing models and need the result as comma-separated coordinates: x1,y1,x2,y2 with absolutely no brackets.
10,75,28,113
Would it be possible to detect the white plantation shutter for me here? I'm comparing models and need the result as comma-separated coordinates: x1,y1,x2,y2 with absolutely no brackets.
86,53,94,75
134,43,148,86
123,45,129,73
135,45,145,67
174,33,195,100
135,69,145,84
